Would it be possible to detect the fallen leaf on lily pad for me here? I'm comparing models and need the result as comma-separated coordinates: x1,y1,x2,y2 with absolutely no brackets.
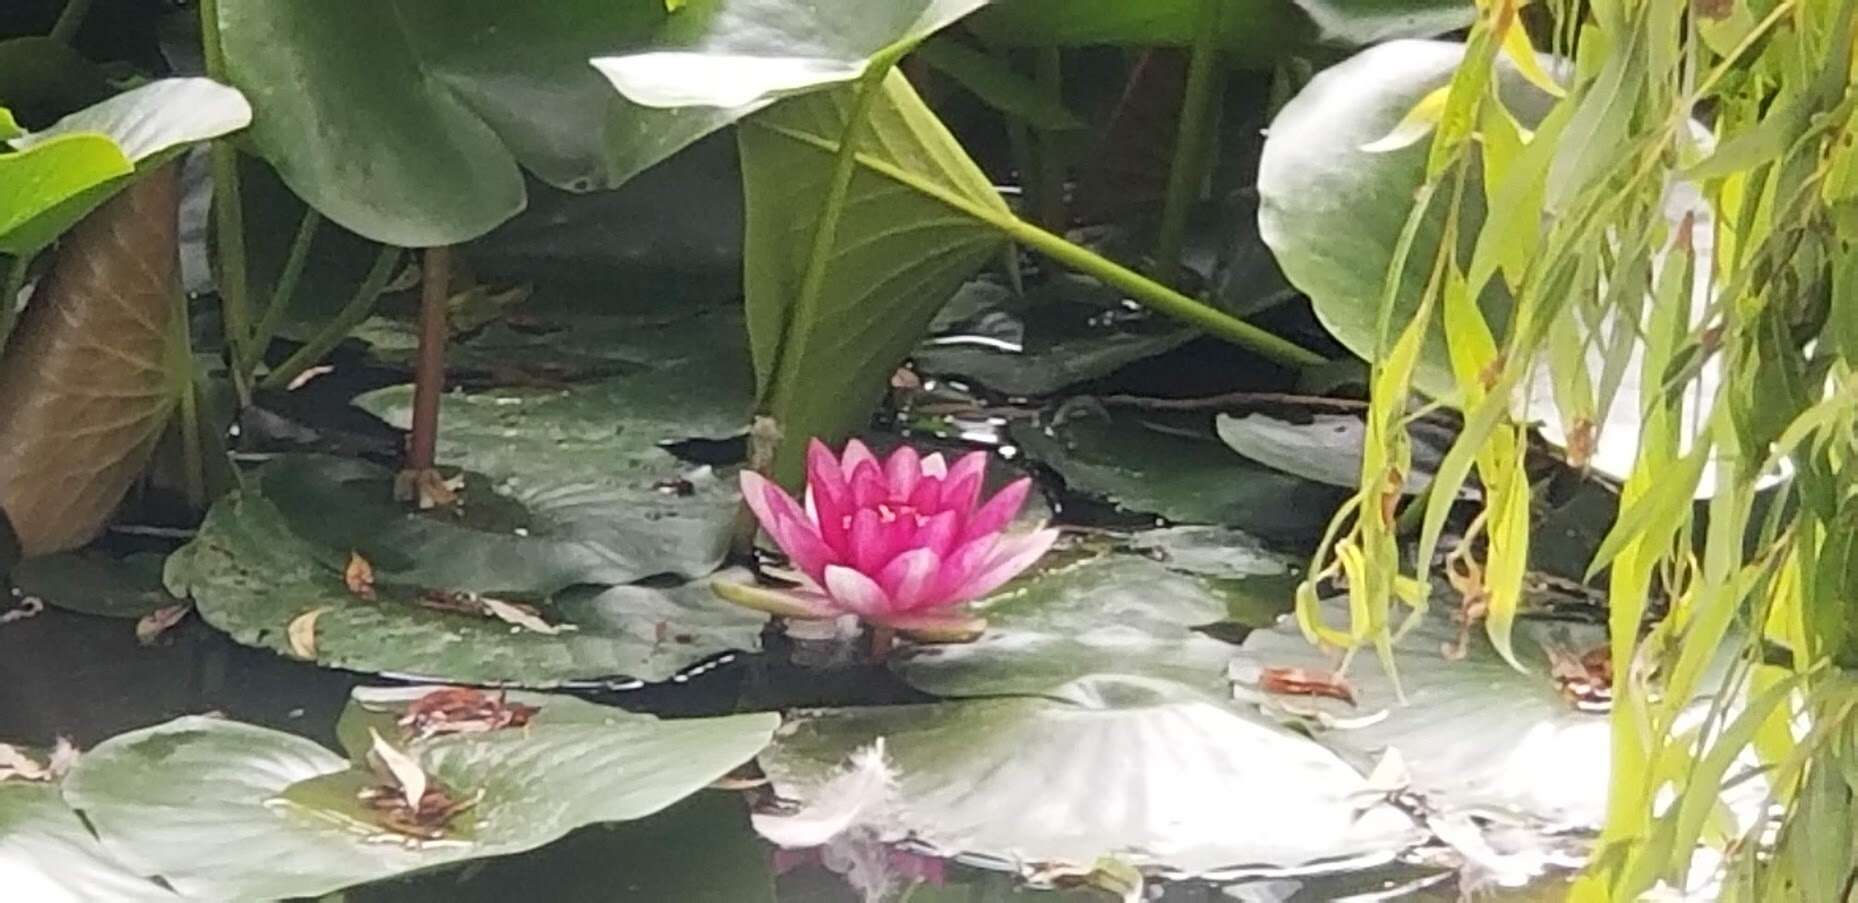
165,458,768,686
345,551,377,600
287,607,327,659
61,697,778,900
479,595,575,635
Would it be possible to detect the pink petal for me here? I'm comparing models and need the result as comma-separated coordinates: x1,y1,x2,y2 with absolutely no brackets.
824,565,893,618
919,453,948,479
839,438,879,476
940,451,988,515
884,445,921,499
908,476,944,513
849,462,887,509
962,477,1032,541
849,508,887,574
915,510,960,558
739,471,785,534
879,513,917,569
944,528,1059,602
807,440,850,513
876,548,941,609
773,512,837,582
929,534,998,605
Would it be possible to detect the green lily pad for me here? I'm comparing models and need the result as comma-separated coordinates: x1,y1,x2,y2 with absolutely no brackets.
760,675,1424,878
1214,411,1457,495
1010,411,1347,541
913,275,1197,398
8,550,179,618
0,783,178,901
61,705,777,901
351,792,775,903
891,553,1260,699
165,472,768,686
1231,598,1745,831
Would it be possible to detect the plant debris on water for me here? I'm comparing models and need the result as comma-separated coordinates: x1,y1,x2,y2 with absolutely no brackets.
394,687,540,741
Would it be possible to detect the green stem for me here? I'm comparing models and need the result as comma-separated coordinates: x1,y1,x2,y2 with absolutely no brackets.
754,119,1327,368
243,206,321,374
199,0,253,405
169,288,205,507
259,245,399,391
1005,215,1325,366
1154,0,1228,277
0,254,28,351
49,0,92,44
1032,48,1067,229
762,53,905,413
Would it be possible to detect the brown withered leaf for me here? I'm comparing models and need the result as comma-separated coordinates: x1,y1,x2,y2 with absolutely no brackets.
397,687,538,741
0,165,183,556
359,728,480,839
1257,666,1358,706
392,467,461,511
344,551,377,600
134,603,192,645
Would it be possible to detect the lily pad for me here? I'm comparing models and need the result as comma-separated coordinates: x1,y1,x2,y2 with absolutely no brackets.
351,332,753,585
1215,412,1455,495
8,550,179,619
1232,599,1716,831
165,472,768,686
0,783,177,902
914,275,1197,397
1010,411,1348,541
61,705,777,901
760,675,1424,878
891,553,1261,699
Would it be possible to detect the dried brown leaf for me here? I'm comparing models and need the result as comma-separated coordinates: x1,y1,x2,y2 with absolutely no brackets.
397,687,537,740
479,595,574,635
134,603,191,645
1257,665,1358,706
344,551,377,600
0,166,183,555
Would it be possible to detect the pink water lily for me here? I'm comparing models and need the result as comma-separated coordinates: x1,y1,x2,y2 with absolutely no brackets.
730,439,1058,634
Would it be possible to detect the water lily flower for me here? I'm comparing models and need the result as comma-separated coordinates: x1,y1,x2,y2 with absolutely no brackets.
724,439,1058,637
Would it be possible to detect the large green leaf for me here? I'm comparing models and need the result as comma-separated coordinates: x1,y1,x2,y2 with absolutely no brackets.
223,0,984,246
0,78,249,255
0,783,178,902
165,463,769,686
760,676,1424,877
892,552,1282,698
737,70,1011,482
61,704,777,901
969,0,1472,56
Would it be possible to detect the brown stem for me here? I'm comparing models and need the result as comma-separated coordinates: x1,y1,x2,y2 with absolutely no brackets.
867,625,896,663
407,246,451,472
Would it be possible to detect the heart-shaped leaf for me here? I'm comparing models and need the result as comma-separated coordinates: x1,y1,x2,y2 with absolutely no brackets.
61,704,777,901
0,783,178,902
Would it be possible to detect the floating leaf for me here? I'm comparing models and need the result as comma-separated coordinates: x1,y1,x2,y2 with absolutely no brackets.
761,675,1424,878
6,550,177,618
0,783,178,901
165,470,768,685
1214,412,1454,494
1010,411,1347,541
891,553,1262,698
61,705,777,901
